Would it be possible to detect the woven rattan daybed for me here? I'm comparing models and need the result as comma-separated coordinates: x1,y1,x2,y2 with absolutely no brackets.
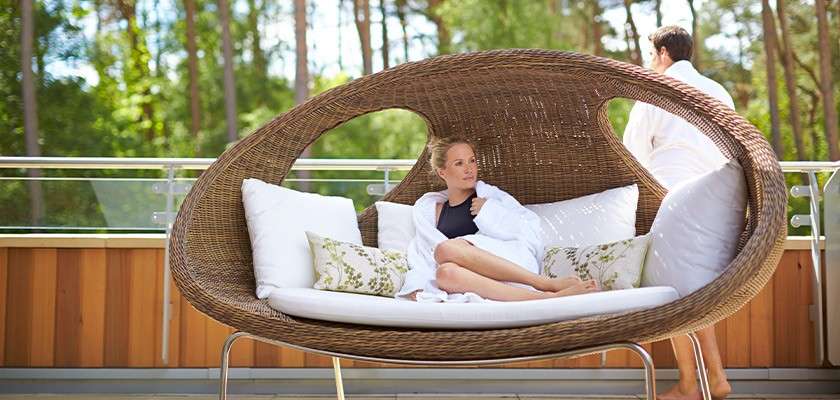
169,49,787,400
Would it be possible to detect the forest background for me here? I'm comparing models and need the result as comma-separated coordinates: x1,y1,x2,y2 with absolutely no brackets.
2,0,839,231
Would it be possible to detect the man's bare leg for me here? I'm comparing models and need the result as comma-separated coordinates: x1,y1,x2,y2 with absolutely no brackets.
660,326,731,400
434,239,587,292
435,262,598,301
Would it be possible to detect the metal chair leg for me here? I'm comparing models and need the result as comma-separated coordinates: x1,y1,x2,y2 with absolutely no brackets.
623,343,656,400
219,331,250,400
688,332,712,400
332,356,346,400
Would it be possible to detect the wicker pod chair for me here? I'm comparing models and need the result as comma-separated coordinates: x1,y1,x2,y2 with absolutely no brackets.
169,49,787,400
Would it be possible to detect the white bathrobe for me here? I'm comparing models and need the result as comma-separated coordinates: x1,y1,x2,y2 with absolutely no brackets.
394,180,544,303
622,60,735,190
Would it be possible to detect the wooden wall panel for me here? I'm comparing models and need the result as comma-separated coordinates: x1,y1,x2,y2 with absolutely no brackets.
128,249,158,367
229,336,254,367
204,319,231,367
0,247,825,369
0,248,7,367
164,277,182,367
79,249,106,367
749,276,774,367
29,249,57,366
651,339,676,368
715,318,728,367
725,303,751,367
54,249,82,366
4,249,33,366
795,252,816,366
253,341,281,367
179,298,207,367
104,249,130,366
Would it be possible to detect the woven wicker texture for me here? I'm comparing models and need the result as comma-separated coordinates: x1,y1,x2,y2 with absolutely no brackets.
170,49,787,362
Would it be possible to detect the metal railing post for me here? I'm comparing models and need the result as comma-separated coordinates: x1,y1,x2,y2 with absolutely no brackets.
161,164,177,365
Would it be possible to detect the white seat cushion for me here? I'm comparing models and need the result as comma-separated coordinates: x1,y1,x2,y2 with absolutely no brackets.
268,286,679,329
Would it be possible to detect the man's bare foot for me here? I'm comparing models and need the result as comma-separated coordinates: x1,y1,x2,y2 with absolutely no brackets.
541,275,583,292
659,379,731,400
552,279,598,297
658,383,701,400
710,376,731,399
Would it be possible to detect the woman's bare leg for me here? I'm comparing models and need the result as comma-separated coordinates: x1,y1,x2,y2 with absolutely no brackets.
434,239,587,291
436,262,598,301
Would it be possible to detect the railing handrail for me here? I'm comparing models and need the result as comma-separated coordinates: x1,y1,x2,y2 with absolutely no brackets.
0,156,837,173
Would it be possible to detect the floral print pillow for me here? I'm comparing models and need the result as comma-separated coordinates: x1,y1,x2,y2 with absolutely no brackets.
541,234,650,291
306,231,409,297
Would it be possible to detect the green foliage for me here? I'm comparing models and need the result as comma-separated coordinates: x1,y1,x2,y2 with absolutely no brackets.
1,0,838,233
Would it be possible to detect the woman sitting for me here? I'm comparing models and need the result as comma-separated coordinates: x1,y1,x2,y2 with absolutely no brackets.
395,136,599,302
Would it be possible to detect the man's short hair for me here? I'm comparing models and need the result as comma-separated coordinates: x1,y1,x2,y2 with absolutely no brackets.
649,26,693,62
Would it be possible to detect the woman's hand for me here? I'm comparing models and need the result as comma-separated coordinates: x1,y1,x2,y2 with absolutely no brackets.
470,197,487,215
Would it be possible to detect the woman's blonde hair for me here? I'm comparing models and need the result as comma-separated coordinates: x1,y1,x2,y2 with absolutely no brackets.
427,135,476,183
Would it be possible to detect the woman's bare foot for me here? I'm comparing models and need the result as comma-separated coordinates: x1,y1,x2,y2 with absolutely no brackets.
552,279,598,297
541,275,583,292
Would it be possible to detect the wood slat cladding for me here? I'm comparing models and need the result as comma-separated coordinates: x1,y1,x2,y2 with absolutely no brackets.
0,246,824,368
0,248,7,367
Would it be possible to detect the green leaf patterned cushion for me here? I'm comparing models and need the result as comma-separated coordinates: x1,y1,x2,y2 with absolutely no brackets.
541,234,650,291
306,231,409,297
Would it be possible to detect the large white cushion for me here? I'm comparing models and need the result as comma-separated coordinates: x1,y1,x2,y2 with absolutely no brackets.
641,159,746,297
269,286,679,329
375,201,415,252
242,178,363,299
375,185,638,252
525,184,638,247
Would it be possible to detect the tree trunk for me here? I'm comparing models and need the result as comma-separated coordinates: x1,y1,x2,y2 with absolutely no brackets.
591,0,603,57
185,0,201,139
687,0,700,69
654,0,662,27
799,84,821,159
816,0,839,160
776,0,808,160
427,0,450,55
154,0,163,77
761,0,783,157
295,0,311,191
338,0,344,70
395,0,409,62
248,0,268,97
353,0,373,75
380,0,390,70
623,0,641,66
117,0,156,141
295,0,309,106
219,0,238,143
21,0,44,225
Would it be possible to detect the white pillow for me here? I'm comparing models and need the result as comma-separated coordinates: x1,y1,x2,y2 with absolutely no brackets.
641,159,746,297
525,184,638,247
375,201,415,252
242,178,363,299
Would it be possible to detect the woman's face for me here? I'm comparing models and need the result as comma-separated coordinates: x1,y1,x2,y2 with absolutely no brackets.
437,143,478,190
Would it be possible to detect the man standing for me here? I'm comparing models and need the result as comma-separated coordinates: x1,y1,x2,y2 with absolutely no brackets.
623,26,734,400
624,26,735,190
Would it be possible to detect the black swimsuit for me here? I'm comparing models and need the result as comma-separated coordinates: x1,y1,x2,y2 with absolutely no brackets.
436,192,479,239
